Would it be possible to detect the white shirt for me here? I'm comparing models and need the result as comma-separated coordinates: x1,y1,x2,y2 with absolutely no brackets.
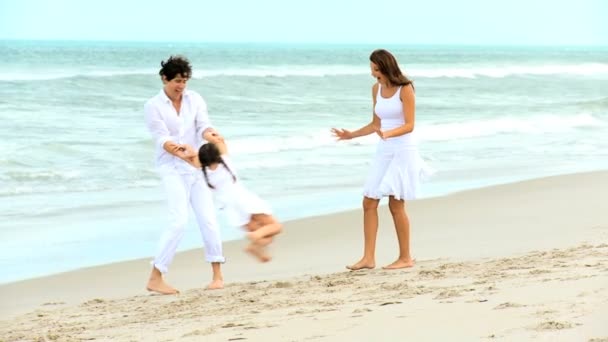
204,155,239,199
144,89,212,174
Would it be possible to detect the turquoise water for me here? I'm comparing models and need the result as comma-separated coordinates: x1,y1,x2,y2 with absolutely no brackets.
1,41,607,283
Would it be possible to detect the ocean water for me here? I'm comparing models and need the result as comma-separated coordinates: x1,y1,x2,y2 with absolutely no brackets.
1,41,607,284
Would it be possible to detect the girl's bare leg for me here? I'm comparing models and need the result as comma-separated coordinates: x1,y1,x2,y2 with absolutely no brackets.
245,243,271,262
244,214,281,262
247,214,282,242
252,236,273,247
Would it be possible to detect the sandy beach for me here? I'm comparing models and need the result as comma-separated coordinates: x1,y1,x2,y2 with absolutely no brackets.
1,171,607,341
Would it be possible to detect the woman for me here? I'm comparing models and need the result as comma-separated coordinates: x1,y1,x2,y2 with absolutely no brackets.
332,49,432,270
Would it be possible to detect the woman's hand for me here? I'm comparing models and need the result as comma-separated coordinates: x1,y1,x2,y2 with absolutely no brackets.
374,126,387,140
331,128,354,140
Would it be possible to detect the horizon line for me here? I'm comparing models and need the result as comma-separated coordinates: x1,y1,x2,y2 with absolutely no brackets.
1,38,607,48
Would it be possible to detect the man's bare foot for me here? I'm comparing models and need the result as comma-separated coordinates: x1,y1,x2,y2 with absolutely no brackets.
382,258,415,270
245,244,271,263
346,259,375,271
207,279,224,290
146,278,179,295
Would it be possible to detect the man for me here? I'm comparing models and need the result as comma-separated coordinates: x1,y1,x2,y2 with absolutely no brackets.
144,55,224,294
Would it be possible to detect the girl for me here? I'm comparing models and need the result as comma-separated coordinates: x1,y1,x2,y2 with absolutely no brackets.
185,140,282,262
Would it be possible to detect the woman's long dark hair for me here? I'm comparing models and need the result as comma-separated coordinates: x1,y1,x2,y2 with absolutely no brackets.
369,49,414,89
198,143,236,189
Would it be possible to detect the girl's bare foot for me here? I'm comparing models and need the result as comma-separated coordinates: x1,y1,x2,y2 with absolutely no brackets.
255,236,273,247
207,279,224,290
146,278,179,295
382,258,415,270
245,244,271,262
246,231,260,242
346,259,375,271
247,230,272,243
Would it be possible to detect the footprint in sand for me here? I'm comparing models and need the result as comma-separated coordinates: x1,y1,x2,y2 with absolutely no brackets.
418,269,445,278
182,328,216,337
493,302,526,310
272,281,293,288
434,290,461,299
534,320,580,330
42,301,66,306
379,301,402,306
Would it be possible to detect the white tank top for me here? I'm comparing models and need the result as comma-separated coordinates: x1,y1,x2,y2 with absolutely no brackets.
204,156,239,197
203,156,252,210
375,84,417,147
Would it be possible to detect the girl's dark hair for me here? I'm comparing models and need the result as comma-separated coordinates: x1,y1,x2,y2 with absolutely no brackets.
369,49,414,89
159,55,192,81
198,143,236,189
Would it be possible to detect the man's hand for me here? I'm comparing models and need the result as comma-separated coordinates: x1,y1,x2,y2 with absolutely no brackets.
163,142,201,168
179,144,197,158
163,141,184,155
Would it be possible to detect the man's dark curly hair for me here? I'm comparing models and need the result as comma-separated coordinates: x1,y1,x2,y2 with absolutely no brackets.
159,55,192,81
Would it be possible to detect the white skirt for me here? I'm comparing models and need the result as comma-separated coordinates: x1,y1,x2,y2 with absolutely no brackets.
363,143,434,201
215,184,272,227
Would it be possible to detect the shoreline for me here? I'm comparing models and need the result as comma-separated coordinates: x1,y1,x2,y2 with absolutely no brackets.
4,167,607,286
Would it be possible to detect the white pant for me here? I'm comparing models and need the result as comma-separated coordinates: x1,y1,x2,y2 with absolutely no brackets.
153,171,224,273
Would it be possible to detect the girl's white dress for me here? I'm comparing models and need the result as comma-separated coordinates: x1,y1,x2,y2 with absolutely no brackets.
204,155,272,227
363,84,433,200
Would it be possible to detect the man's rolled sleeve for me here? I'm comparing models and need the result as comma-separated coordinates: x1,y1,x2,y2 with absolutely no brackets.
144,102,173,150
194,94,213,142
